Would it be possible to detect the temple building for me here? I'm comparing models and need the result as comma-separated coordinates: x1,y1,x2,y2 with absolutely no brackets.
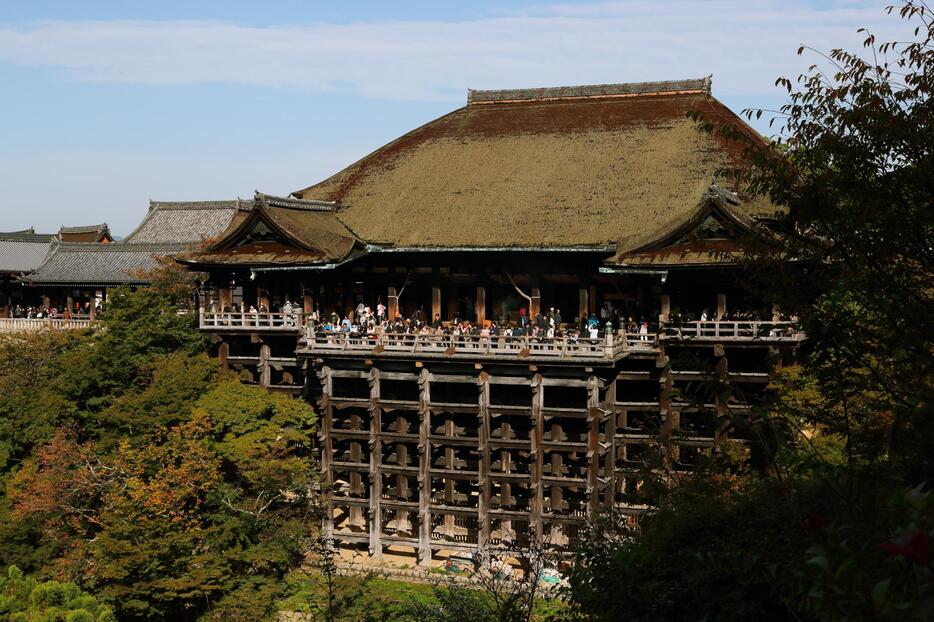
20,200,244,317
177,78,805,564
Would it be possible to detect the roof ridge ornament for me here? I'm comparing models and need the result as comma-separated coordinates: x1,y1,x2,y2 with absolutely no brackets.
467,77,712,105
254,191,338,212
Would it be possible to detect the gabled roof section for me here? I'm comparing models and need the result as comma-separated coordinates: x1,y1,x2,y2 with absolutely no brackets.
58,223,113,243
123,199,247,244
23,241,183,286
293,76,774,249
173,193,358,267
609,185,771,267
0,229,55,273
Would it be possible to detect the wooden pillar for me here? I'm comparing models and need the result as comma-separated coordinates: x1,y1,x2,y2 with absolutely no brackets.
443,416,456,536
218,287,230,310
530,374,545,541
388,286,398,321
477,371,491,554
660,294,671,323
431,286,441,324
603,377,618,506
42,294,50,309
658,345,679,468
714,343,730,445
319,366,335,539
368,367,383,559
218,341,229,369
530,287,541,319
578,288,588,325
417,367,432,567
303,291,313,317
476,286,486,324
586,375,601,517
716,293,727,320
447,283,459,322
259,343,271,387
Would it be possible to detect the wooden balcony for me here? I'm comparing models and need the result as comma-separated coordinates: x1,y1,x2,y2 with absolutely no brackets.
299,330,659,362
198,311,303,333
0,318,96,333
660,320,805,343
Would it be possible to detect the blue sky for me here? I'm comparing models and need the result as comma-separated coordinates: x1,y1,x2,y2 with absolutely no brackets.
0,1,904,235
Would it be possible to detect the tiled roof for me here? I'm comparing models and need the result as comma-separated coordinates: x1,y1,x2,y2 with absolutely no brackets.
58,223,108,234
21,200,244,285
58,223,112,243
24,242,186,286
0,230,56,273
123,200,247,244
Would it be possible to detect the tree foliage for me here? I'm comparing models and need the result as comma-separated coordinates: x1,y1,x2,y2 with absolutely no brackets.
569,3,934,621
0,565,115,622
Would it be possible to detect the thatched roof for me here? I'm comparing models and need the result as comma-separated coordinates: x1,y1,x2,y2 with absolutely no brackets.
294,77,774,250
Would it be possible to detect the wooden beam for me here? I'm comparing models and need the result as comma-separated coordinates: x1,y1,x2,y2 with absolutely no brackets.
716,293,727,320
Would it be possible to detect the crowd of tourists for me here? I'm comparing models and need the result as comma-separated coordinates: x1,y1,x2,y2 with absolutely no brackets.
309,299,653,342
9,303,98,319
204,297,799,341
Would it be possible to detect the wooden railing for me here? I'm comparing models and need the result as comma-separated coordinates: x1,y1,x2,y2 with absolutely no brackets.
660,320,804,341
0,318,96,333
198,310,303,331
300,330,650,360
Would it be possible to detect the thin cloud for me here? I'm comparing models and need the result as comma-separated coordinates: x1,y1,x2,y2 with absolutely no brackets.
0,1,905,100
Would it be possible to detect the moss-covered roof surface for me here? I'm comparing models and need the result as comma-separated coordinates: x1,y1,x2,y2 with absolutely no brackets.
295,79,774,250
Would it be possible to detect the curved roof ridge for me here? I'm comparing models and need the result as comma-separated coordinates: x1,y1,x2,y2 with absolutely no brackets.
468,77,711,105
58,223,108,234
147,199,246,211
255,191,337,212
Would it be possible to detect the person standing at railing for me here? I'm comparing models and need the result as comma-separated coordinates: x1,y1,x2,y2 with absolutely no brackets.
639,318,649,342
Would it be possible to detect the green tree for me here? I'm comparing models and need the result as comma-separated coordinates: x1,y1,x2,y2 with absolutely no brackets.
8,382,316,621
0,565,115,622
